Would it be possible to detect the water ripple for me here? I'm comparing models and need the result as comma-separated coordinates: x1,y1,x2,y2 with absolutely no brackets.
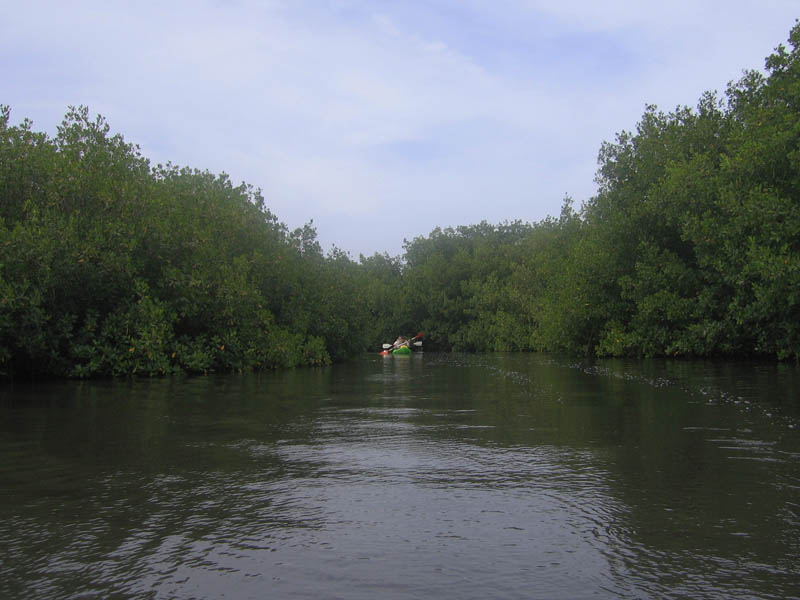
2,357,799,599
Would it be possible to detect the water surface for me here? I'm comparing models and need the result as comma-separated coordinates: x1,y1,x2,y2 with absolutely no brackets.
1,354,799,599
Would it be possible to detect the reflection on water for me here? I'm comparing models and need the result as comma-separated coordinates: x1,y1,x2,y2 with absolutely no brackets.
1,354,799,599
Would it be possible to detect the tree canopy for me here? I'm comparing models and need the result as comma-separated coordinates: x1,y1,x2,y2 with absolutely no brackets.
0,106,370,377
370,21,800,361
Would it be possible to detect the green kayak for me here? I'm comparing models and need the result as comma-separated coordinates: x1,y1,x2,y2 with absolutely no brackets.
380,332,424,356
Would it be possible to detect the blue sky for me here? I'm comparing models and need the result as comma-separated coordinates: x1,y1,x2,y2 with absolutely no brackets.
3,1,798,257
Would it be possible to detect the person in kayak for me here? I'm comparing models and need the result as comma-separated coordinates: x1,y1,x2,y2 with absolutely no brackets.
393,335,408,349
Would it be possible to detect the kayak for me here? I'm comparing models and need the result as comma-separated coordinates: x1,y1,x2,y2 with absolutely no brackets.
380,343,412,356
380,332,424,356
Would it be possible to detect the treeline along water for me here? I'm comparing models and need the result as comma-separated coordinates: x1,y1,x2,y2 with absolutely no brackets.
3,22,800,379
1,354,798,599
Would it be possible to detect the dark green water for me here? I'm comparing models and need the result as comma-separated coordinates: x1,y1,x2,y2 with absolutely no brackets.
1,353,799,599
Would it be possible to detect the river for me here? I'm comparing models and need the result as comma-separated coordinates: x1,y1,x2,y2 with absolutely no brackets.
1,353,799,599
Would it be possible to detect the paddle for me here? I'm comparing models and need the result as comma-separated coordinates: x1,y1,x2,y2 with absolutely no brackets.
380,332,424,355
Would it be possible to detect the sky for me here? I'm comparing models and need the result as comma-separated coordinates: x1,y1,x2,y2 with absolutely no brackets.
3,1,798,258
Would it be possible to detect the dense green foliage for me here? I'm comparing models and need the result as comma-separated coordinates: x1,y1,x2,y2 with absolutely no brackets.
3,21,799,377
377,22,800,360
0,106,371,377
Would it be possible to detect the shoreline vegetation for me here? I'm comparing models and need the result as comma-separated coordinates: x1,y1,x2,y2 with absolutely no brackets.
2,22,800,379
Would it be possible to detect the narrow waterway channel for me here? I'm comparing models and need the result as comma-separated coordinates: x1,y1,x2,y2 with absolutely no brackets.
1,353,798,599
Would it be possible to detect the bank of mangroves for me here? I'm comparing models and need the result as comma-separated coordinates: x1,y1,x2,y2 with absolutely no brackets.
2,23,800,378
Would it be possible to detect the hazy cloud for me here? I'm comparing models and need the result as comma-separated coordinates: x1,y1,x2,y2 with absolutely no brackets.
3,0,798,256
